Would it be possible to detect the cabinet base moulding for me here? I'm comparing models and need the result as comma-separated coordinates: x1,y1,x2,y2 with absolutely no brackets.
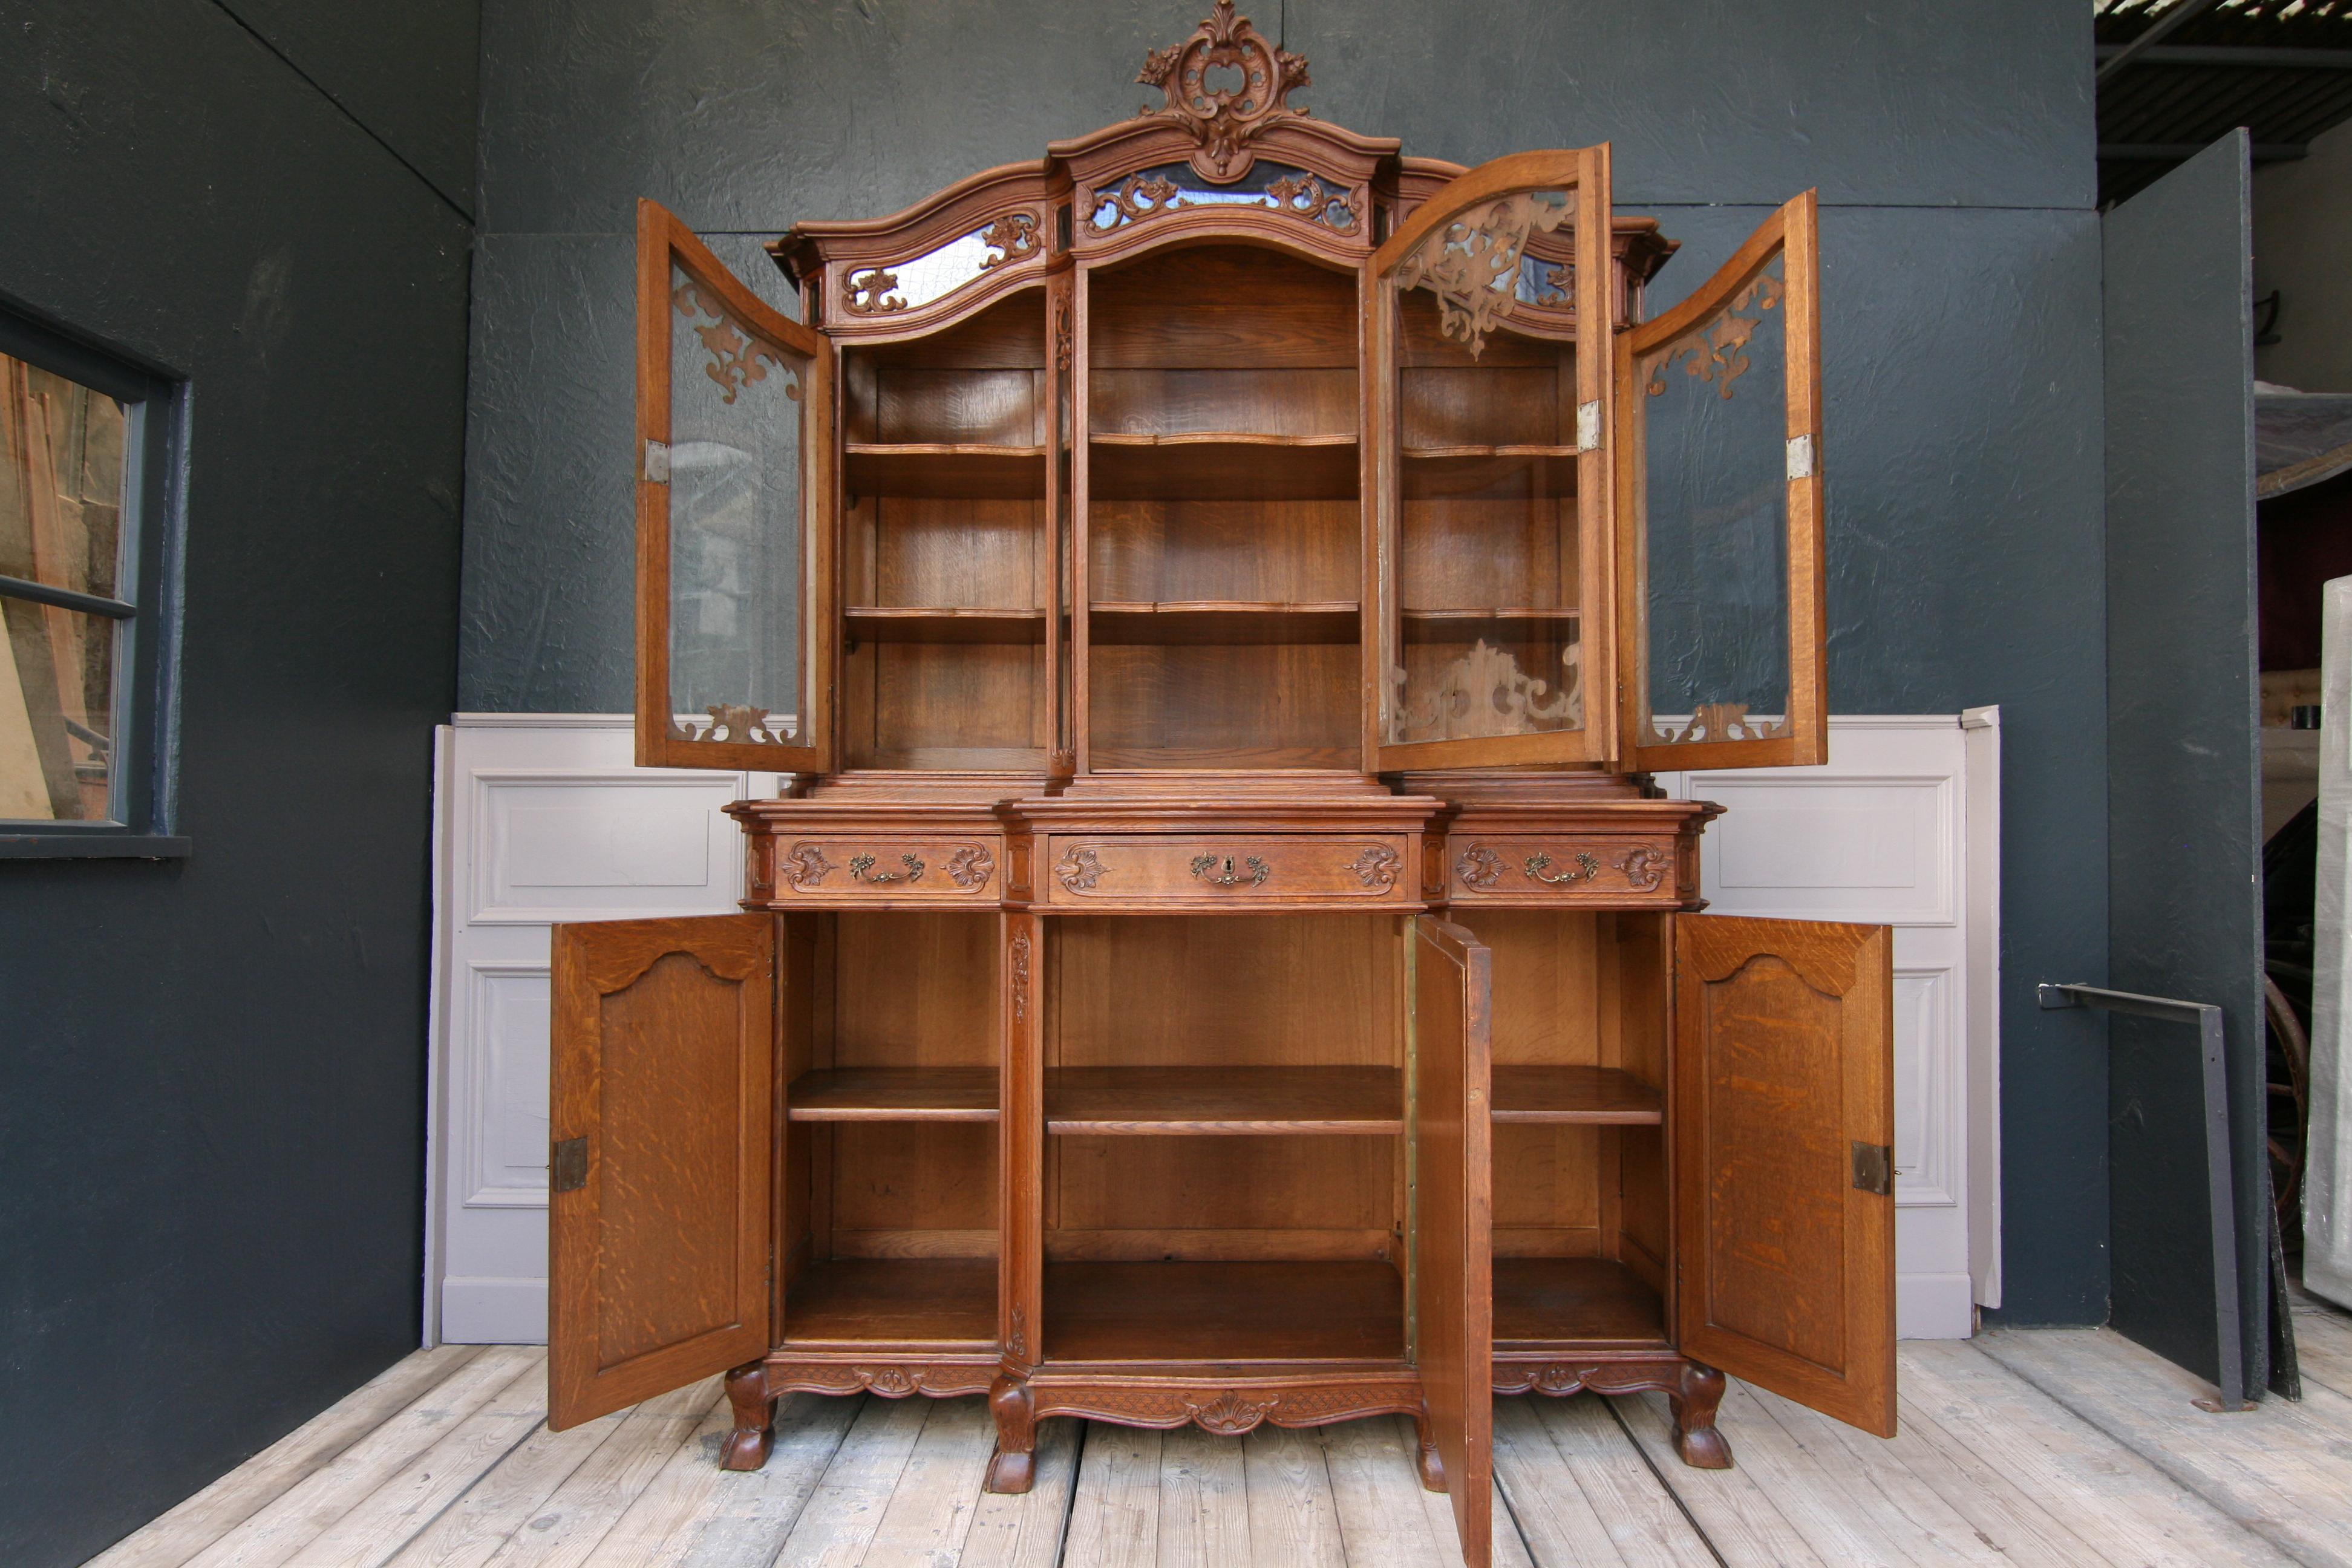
1493,1352,1731,1469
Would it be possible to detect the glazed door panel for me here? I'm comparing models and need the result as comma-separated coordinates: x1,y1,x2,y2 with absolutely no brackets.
1411,916,1494,1567
1616,192,1824,773
1368,148,1617,773
549,913,776,1429
636,198,835,773
1673,913,1894,1436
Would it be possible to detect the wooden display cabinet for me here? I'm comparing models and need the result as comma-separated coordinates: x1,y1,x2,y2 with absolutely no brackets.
551,8,1889,1564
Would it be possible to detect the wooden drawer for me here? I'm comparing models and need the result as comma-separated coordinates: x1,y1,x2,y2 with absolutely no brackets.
1043,833,1416,910
748,834,1001,905
1445,832,1687,906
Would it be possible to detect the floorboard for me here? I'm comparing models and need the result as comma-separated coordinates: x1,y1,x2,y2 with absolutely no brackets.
89,1307,2352,1568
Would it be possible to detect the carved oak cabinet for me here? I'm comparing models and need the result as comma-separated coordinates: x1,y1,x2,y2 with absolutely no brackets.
546,8,1893,1563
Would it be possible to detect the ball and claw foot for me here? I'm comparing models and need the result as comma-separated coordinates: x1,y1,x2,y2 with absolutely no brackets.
984,1374,1036,1495
720,1361,777,1472
1670,1361,1733,1469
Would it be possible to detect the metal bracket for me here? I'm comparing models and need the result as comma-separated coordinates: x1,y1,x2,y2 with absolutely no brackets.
1786,433,1817,480
1576,399,1602,451
643,439,671,483
551,1137,589,1194
2037,982,2250,1413
1851,1141,1893,1197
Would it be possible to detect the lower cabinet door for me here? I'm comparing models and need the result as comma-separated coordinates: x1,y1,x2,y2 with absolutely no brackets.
1411,916,1495,1567
1673,913,1896,1436
548,913,777,1429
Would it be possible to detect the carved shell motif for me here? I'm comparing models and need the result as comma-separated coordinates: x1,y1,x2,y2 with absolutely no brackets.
1349,844,1402,890
783,843,835,889
1619,845,1670,892
1185,1392,1281,1435
1055,847,1106,892
945,845,996,889
1455,846,1504,890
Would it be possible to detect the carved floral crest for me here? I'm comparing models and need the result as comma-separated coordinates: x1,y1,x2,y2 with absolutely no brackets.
1138,0,1310,179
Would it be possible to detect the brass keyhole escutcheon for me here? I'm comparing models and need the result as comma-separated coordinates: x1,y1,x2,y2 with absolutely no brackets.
1189,853,1271,887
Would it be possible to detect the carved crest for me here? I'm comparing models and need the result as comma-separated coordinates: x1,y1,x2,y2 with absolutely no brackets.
1137,1,1310,180
1394,191,1574,359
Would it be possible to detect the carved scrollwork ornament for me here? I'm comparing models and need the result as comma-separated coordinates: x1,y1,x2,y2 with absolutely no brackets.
1136,0,1311,180
673,281,799,405
1185,1392,1281,1435
843,265,908,315
1010,930,1032,1022
945,846,995,889
673,704,793,745
1349,844,1402,890
1645,262,1785,400
1389,639,1581,744
1394,190,1575,358
1619,845,1670,891
1055,846,1106,892
1094,172,1183,229
1265,173,1360,234
1455,846,1504,890
783,843,836,889
1652,701,1787,746
978,212,1041,270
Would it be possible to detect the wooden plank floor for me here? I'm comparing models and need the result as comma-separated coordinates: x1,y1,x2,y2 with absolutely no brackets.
90,1309,2352,1567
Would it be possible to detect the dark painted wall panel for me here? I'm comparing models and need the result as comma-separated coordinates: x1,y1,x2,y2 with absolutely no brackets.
2099,133,2267,1390
0,3,471,1563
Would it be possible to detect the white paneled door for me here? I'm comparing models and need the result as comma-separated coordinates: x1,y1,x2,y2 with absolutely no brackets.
428,714,2000,1342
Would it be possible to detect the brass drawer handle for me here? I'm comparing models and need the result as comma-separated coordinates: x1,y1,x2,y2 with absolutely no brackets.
849,852,925,885
1191,853,1271,887
1523,851,1599,886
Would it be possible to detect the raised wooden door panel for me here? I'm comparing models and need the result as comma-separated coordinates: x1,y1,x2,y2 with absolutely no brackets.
1367,147,1617,774
549,913,776,1429
636,198,835,774
1673,913,1894,1437
1411,916,1494,1567
1616,192,1824,773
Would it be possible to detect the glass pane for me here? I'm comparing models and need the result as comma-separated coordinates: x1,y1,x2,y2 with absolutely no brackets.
1,353,128,596
667,263,809,747
842,213,1042,316
0,602,119,822
1636,252,1791,746
1385,195,1586,746
1088,161,1363,240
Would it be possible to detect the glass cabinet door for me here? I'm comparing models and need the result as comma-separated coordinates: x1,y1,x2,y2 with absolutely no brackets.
1367,148,1616,772
635,198,834,773
1615,192,1824,772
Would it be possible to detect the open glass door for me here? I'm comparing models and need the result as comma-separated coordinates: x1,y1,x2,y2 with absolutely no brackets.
1616,192,1824,771
1368,149,1616,772
548,913,776,1429
1673,913,1895,1437
1410,916,1494,1567
636,198,834,773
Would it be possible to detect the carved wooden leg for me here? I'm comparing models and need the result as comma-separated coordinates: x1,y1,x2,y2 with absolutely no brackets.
719,1360,776,1472
984,1373,1036,1494
1413,1408,1446,1492
1669,1359,1733,1469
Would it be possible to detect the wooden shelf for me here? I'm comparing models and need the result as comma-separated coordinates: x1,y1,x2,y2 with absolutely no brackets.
787,1067,1000,1122
1400,607,1579,645
1492,1065,1662,1123
782,1258,998,1347
1046,1066,1402,1135
1090,600,1361,645
1043,1260,1405,1363
844,442,1046,499
1492,1257,1668,1349
1402,445,1576,500
1090,433,1359,501
844,606,1047,645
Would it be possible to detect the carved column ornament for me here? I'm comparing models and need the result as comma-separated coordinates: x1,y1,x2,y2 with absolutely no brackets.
1010,930,1032,1022
1137,1,1310,180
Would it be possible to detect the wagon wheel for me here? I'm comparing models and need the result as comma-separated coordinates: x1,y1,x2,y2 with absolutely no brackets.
2266,972,2310,1238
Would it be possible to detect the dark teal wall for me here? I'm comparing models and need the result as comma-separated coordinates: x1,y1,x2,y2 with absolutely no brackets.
0,3,476,1563
458,0,2113,1329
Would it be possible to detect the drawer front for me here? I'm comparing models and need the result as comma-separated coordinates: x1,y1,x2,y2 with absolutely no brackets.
1445,834,1688,905
749,834,1001,904
1044,834,1416,909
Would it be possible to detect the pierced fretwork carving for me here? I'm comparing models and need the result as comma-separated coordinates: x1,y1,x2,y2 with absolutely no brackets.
672,704,794,746
1349,844,1402,890
673,281,798,407
1389,638,1581,744
843,265,908,316
1455,846,1504,890
1055,846,1106,892
1645,262,1785,400
1394,190,1574,358
978,212,1040,270
1619,845,1670,891
1137,1,1310,180
1094,172,1181,229
1266,173,1361,234
1652,702,1787,746
945,845,996,889
783,843,835,889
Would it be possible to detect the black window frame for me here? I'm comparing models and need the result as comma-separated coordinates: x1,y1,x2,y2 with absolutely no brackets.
0,302,186,858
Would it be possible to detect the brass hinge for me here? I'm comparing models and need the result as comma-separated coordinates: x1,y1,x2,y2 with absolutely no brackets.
1576,399,1602,451
643,439,671,483
1851,1140,1893,1197
551,1137,589,1193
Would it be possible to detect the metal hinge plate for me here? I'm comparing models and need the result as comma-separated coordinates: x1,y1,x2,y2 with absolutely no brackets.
643,439,671,483
551,1136,589,1193
1787,433,1817,479
1851,1140,1893,1197
1577,400,1602,451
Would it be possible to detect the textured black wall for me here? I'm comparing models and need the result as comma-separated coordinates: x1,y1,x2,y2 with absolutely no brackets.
0,3,476,1563
459,0,2111,1322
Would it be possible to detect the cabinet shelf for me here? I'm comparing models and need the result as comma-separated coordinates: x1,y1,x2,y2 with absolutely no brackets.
1400,607,1579,645
1090,433,1359,501
1402,445,1576,500
1491,1066,1661,1124
844,442,1046,499
1043,1260,1405,1364
1090,600,1361,646
786,1067,1000,1122
843,606,1048,645
783,1258,998,1347
1493,1257,1668,1350
1046,1066,1402,1135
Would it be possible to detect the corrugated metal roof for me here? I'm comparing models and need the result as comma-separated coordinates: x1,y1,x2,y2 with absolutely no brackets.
2097,0,2352,204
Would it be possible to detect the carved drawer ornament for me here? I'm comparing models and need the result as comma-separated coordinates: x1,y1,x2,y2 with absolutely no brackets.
673,703,795,746
1137,0,1310,180
783,843,836,889
1389,639,1581,744
1191,852,1271,887
1055,846,1107,892
1523,850,1600,886
849,852,926,885
672,279,798,406
1652,701,1788,747
945,845,996,889
1645,256,1785,400
1349,844,1402,890
1455,846,1504,890
1619,845,1670,892
1394,189,1575,359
